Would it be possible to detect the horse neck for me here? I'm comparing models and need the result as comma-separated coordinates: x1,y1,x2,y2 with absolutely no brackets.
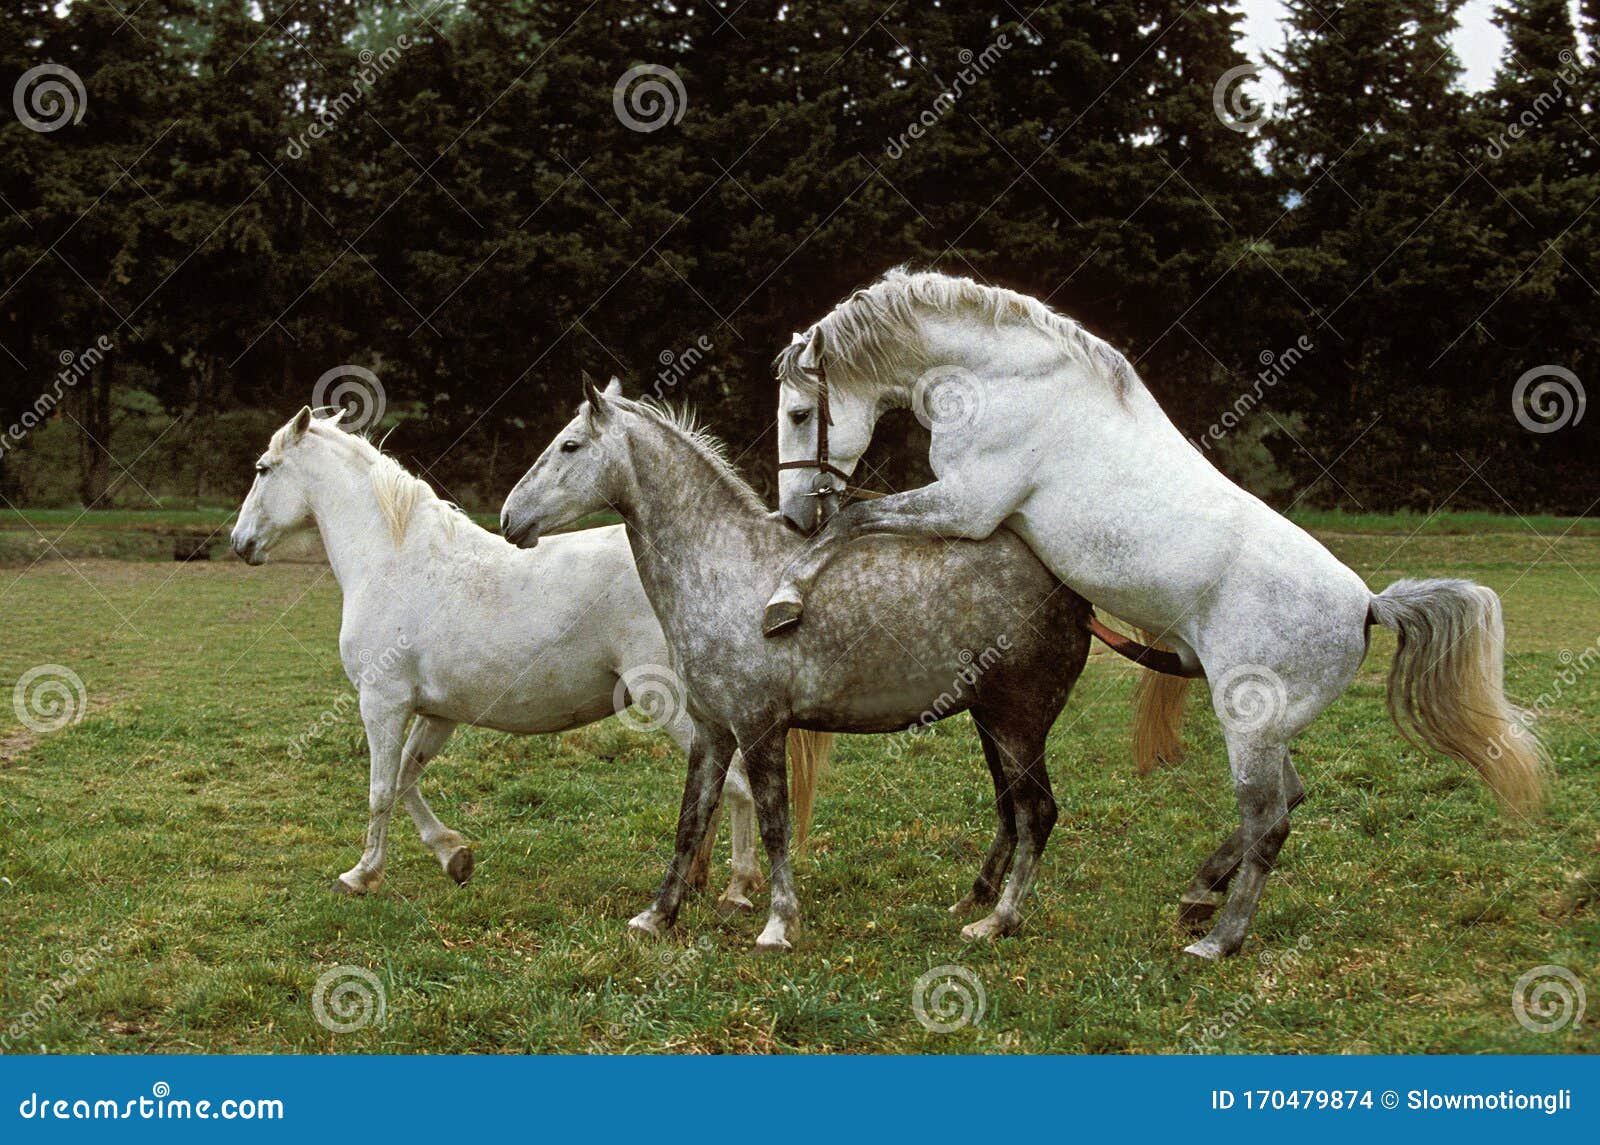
610,420,777,622
300,449,410,591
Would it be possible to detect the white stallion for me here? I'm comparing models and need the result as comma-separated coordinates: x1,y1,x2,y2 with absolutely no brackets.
230,407,827,907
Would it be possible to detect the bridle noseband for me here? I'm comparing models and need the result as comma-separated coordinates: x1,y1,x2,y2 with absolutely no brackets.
776,354,884,502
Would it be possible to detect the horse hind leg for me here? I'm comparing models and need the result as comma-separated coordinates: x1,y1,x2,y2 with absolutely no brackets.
949,721,1018,918
1184,733,1294,960
1179,754,1304,932
716,751,764,915
962,724,1056,942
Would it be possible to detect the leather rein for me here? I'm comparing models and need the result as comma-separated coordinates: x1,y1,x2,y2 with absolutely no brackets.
776,353,1202,680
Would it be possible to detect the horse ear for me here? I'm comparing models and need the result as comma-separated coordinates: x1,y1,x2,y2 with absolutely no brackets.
604,376,622,396
290,406,313,440
580,369,597,388
583,375,611,425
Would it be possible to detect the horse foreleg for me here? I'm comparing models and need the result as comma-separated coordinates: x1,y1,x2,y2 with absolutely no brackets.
395,716,470,885
717,751,763,914
336,697,411,895
738,727,798,952
764,481,1019,635
629,719,737,939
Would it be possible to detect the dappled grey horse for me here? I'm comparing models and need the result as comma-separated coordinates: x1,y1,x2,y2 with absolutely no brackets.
501,379,1092,950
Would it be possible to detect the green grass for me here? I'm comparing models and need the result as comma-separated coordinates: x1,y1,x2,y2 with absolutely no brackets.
0,520,1596,1054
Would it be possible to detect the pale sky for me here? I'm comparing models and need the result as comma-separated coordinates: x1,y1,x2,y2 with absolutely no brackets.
1239,0,1508,91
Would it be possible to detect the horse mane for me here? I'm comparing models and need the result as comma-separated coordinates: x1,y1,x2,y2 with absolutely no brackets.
773,266,1141,400
611,396,767,516
268,413,464,547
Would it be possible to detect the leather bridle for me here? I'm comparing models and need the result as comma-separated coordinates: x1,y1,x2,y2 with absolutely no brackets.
776,354,885,502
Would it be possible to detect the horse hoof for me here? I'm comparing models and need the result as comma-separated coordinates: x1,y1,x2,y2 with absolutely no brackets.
755,937,793,953
961,914,1017,941
445,847,474,886
717,894,755,918
331,875,367,896
762,600,803,636
948,895,984,917
1183,938,1229,961
628,912,666,940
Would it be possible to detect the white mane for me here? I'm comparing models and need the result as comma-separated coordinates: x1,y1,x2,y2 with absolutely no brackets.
269,413,464,547
615,396,767,516
774,267,1141,399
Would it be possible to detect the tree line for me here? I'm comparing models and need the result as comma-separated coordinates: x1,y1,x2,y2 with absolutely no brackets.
1,0,1596,513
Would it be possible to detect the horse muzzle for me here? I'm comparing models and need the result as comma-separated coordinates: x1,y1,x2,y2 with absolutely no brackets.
500,511,541,549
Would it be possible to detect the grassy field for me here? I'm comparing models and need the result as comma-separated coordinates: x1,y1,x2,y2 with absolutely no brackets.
0,516,1596,1054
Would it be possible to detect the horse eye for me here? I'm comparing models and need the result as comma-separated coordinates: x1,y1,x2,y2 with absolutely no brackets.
789,409,812,426
560,439,582,453
254,463,270,475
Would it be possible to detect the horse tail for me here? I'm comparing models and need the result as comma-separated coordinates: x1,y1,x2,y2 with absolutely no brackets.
787,729,835,849
1368,578,1549,815
1131,628,1193,773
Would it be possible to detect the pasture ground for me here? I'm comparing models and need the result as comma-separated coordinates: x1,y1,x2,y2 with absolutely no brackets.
0,514,1596,1053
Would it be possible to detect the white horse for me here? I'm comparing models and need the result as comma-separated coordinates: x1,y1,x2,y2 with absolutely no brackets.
230,407,828,907
764,268,1549,959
